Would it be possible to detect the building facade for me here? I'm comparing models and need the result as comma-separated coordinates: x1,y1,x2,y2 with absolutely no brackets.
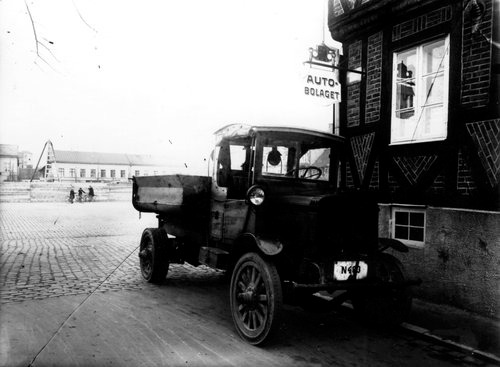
328,0,499,317
40,142,178,182
0,144,19,182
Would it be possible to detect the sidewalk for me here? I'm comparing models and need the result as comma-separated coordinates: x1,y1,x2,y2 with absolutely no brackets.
405,298,500,363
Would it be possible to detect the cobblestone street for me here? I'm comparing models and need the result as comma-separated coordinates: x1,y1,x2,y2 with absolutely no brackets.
0,202,497,367
0,202,223,304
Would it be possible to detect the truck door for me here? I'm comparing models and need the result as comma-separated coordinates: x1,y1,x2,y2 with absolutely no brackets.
209,139,253,245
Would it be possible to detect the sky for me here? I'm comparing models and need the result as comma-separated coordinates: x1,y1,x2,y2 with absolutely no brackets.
0,0,339,174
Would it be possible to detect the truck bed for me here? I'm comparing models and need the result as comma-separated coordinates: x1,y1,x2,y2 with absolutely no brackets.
132,175,211,214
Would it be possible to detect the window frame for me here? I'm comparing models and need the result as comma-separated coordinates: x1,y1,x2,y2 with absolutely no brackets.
256,132,337,184
391,205,427,248
390,35,450,145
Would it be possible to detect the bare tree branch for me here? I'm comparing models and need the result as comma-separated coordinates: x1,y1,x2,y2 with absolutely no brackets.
39,41,60,63
24,0,39,56
37,54,58,73
72,0,98,33
24,1,59,71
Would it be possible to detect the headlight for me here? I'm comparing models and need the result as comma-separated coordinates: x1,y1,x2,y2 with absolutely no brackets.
247,185,265,206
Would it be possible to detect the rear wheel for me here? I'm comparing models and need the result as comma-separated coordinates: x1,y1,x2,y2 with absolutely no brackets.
138,228,169,283
230,252,282,345
352,253,412,325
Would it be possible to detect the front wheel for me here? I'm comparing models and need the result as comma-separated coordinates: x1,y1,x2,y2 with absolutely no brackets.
138,228,169,283
230,252,283,345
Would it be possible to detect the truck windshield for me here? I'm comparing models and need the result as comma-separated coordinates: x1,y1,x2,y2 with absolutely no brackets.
258,132,338,182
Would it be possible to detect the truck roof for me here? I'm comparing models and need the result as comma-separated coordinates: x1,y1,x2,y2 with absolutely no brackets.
214,124,345,143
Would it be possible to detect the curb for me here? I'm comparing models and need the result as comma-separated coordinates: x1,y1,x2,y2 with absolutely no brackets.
400,322,500,365
339,302,500,365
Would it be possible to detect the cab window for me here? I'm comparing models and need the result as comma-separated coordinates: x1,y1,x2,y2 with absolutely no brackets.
214,138,253,198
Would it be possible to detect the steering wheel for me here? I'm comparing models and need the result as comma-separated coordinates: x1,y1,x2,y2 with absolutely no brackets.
287,166,323,180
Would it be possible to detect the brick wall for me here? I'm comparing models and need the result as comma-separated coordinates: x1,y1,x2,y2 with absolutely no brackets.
393,155,438,185
392,6,452,41
365,32,382,124
369,159,379,190
466,119,500,187
461,0,493,108
347,41,362,128
351,133,375,184
428,174,446,195
345,161,355,188
457,149,479,195
388,171,400,193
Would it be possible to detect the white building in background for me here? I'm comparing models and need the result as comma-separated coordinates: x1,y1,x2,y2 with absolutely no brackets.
0,144,19,182
40,142,178,182
19,151,33,169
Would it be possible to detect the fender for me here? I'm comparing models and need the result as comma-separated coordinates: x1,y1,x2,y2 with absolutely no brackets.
378,238,409,253
239,233,284,256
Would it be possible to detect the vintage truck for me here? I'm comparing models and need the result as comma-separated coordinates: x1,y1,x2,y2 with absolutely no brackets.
132,124,419,345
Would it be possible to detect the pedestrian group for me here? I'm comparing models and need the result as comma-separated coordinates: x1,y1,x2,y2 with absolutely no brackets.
69,185,95,203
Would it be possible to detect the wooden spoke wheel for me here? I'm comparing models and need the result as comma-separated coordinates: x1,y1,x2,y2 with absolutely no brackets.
138,228,169,283
230,252,283,345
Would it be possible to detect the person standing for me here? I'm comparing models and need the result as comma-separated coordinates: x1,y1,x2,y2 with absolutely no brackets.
77,187,85,202
88,185,95,201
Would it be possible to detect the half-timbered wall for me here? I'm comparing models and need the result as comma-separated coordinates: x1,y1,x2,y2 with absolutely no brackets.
329,0,499,210
328,0,499,317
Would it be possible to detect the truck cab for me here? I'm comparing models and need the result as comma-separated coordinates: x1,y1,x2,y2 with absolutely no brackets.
133,124,419,345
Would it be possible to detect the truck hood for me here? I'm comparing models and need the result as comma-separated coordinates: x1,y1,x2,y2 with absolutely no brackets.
262,190,380,256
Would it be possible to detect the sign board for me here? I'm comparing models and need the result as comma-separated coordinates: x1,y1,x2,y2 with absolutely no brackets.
303,67,341,103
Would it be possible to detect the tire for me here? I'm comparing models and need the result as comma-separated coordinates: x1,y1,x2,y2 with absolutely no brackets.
138,228,169,283
230,252,283,345
351,253,412,326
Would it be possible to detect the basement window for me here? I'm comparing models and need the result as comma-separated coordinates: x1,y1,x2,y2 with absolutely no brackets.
391,206,426,247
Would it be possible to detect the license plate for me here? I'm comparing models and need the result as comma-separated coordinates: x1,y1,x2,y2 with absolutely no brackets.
333,261,368,281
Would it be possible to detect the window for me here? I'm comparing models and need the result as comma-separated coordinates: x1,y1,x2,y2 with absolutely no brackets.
58,168,65,177
391,207,426,247
135,170,140,176
90,169,96,178
120,170,126,178
262,146,289,176
70,168,76,177
261,136,332,181
391,36,449,144
214,138,253,198
80,169,86,178
298,148,331,181
101,170,106,178
110,170,116,178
